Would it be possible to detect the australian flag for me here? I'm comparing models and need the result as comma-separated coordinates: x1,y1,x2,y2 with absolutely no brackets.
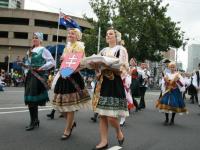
59,12,81,30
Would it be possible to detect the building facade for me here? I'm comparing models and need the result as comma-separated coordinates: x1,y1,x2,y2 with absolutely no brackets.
0,0,24,9
0,8,92,66
188,44,200,72
161,49,175,61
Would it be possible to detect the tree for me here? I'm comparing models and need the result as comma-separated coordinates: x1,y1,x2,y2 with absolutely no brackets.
83,0,113,56
85,0,183,62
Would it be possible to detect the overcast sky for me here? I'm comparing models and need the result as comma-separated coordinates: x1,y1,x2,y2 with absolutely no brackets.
25,0,200,69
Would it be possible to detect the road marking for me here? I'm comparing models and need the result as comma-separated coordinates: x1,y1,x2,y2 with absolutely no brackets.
0,106,52,110
107,146,122,150
2,91,24,93
0,108,51,115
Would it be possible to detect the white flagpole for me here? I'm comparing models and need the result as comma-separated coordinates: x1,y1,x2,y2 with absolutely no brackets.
55,8,61,73
97,27,101,54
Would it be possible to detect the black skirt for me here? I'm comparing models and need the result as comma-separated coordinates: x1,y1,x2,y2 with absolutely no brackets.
100,75,125,98
53,72,90,108
130,78,141,97
54,72,85,94
24,71,49,106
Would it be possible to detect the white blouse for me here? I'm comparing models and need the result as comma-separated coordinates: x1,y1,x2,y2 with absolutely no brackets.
99,45,129,68
27,46,55,70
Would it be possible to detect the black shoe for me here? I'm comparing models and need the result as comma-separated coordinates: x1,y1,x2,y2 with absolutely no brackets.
59,114,64,118
169,120,174,126
34,120,40,127
163,120,169,126
61,122,76,140
120,122,125,127
92,144,108,150
91,117,97,122
47,113,54,119
26,123,35,131
118,137,125,146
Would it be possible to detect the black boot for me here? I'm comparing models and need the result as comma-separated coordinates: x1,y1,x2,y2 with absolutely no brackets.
163,113,169,125
169,113,176,125
47,109,55,119
91,113,98,122
26,106,35,131
33,106,40,127
133,98,139,112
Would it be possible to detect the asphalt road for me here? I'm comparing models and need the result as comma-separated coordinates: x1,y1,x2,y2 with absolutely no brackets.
0,87,200,150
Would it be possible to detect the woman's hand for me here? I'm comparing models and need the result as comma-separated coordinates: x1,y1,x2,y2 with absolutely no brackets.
60,55,65,62
174,74,180,82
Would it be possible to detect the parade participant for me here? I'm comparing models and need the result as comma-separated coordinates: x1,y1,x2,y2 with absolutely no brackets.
90,28,129,149
52,28,91,140
191,63,200,105
156,62,188,125
182,72,191,100
23,32,55,131
120,64,133,126
90,77,99,123
0,77,5,91
129,58,140,111
137,63,150,109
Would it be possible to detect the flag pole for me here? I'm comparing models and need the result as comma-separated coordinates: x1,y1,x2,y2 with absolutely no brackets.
97,27,101,54
55,8,61,74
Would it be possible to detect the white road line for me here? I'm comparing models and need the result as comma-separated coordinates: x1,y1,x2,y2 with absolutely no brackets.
107,146,122,150
2,91,24,93
0,106,52,110
0,108,51,115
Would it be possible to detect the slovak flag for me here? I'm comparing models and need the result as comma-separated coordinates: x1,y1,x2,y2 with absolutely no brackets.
60,52,84,78
59,12,81,30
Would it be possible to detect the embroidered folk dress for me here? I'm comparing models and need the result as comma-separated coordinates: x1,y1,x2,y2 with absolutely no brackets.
156,72,188,114
52,42,91,112
24,46,55,106
93,45,129,118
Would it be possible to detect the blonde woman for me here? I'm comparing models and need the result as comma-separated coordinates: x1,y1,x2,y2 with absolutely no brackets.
90,28,129,149
156,62,188,125
52,28,91,140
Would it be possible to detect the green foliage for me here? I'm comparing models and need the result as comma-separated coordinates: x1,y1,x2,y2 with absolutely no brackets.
84,0,183,62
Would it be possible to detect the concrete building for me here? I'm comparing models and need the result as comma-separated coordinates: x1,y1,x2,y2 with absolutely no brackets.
0,8,92,66
188,44,200,72
0,0,24,9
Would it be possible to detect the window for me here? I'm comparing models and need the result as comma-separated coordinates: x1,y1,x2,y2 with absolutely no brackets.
0,31,8,38
0,3,8,7
16,1,21,8
0,17,29,25
53,35,66,42
35,19,66,30
43,34,48,41
14,32,28,39
0,0,9,2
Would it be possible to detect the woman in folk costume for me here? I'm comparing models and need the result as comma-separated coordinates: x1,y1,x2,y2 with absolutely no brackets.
129,57,140,111
52,28,91,140
90,28,129,150
156,62,188,125
120,64,134,126
24,32,55,131
191,63,200,105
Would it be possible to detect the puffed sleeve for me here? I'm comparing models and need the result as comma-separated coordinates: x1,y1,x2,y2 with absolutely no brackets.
39,48,55,70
